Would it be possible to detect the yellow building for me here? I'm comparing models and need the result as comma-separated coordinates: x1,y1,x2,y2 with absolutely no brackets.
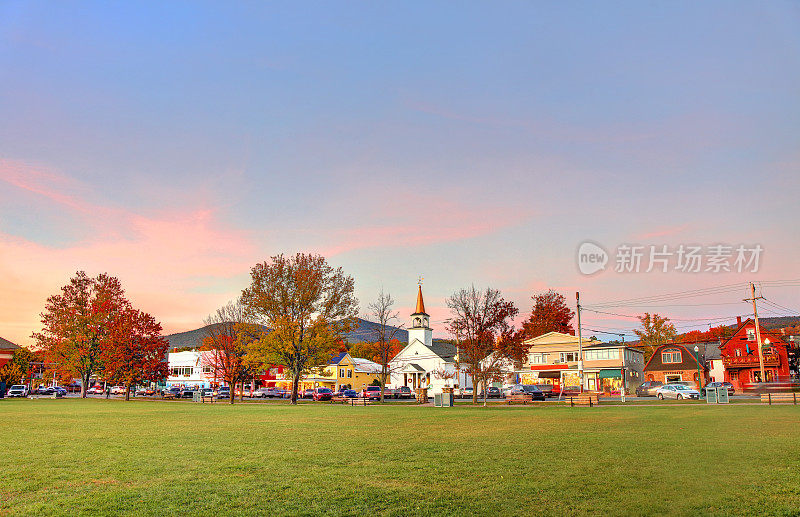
329,352,382,391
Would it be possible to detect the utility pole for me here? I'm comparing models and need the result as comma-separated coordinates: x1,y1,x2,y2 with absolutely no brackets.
620,334,626,403
745,282,767,383
576,292,584,393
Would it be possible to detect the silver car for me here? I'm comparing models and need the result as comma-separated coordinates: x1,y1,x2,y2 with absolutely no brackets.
6,385,28,397
655,384,700,400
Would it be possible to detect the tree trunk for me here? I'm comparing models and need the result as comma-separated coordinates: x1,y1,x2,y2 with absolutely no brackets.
81,372,90,398
229,386,235,404
291,375,299,405
472,371,478,404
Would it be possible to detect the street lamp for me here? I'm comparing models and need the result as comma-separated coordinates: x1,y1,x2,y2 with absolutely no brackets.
694,345,703,391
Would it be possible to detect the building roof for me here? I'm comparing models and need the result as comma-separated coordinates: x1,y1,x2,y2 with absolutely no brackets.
351,356,382,373
328,351,348,365
0,337,20,351
428,341,457,361
643,343,705,372
412,284,427,315
720,318,790,350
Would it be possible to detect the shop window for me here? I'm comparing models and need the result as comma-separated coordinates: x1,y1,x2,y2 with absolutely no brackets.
662,348,682,364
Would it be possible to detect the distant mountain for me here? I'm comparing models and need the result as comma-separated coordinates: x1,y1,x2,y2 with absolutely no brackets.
164,317,421,351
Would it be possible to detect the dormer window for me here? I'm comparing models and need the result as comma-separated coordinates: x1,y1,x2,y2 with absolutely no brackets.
746,328,755,341
662,348,682,363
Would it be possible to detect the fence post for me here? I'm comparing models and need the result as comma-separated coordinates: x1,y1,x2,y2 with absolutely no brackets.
570,397,574,407
768,393,771,405
794,393,797,405
589,397,593,408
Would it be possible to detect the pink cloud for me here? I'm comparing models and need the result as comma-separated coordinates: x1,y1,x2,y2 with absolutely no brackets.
636,224,690,240
0,159,260,345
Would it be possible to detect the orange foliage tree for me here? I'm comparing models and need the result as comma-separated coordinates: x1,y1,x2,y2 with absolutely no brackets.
518,290,575,341
32,271,128,397
103,307,169,400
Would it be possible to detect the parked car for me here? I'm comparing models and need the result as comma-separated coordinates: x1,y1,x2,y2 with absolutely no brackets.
479,387,502,399
509,384,546,401
655,384,700,400
36,385,53,395
460,387,474,399
163,386,182,399
362,386,382,400
180,388,197,399
87,385,104,395
253,387,270,398
6,385,28,397
51,386,67,397
533,384,555,398
396,386,413,399
342,389,358,398
110,385,127,395
706,381,735,395
302,389,314,399
382,387,397,399
216,387,231,399
313,387,333,401
276,388,289,398
635,381,664,397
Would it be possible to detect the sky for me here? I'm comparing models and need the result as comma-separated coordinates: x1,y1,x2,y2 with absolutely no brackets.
1,2,799,346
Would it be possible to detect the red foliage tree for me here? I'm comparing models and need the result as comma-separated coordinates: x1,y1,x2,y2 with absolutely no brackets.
32,271,128,397
518,290,575,340
103,307,169,400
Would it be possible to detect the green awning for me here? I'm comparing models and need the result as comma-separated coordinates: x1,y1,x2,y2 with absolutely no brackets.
598,369,622,379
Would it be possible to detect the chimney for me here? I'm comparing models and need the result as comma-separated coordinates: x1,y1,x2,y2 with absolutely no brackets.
736,316,742,326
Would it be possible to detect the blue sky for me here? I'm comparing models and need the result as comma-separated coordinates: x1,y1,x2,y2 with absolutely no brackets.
1,2,799,344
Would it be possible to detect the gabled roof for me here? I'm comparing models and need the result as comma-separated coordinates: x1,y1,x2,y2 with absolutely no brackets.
328,351,348,365
0,337,21,351
350,356,382,374
523,331,600,346
720,318,790,349
643,343,704,372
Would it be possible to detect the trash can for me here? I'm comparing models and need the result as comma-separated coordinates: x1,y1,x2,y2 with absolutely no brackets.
434,393,443,407
705,387,718,404
716,387,729,404
192,391,202,403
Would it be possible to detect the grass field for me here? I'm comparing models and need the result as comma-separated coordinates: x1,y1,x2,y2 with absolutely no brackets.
1,399,799,516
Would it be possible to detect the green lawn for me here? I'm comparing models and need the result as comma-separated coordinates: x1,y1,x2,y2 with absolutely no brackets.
1,400,799,516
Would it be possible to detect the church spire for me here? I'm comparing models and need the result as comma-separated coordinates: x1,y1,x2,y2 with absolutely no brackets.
413,284,427,315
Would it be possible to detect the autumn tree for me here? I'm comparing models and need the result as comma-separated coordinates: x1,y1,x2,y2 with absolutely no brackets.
634,313,677,363
518,290,575,340
366,289,404,402
446,285,520,404
0,347,35,386
202,300,261,404
102,307,169,400
32,271,128,398
241,253,359,404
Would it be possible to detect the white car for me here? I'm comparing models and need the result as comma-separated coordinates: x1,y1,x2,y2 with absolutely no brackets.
110,385,127,395
6,385,28,397
655,384,700,400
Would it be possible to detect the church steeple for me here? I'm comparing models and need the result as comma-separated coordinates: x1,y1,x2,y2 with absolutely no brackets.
413,284,427,316
410,284,430,331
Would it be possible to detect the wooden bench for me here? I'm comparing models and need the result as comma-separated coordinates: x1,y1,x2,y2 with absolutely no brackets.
568,393,600,407
330,396,349,404
505,393,533,405
761,393,799,405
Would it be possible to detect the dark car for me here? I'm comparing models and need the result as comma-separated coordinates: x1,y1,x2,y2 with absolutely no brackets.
510,384,546,401
362,386,382,400
163,386,182,399
533,384,555,398
313,387,333,401
342,389,358,398
52,386,67,397
180,388,197,399
706,381,735,395
36,386,54,395
479,387,502,399
397,386,413,399
636,381,663,397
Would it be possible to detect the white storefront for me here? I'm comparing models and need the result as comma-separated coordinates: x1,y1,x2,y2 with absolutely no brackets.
166,350,216,388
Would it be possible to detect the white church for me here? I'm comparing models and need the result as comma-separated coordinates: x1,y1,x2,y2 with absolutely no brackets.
388,285,473,395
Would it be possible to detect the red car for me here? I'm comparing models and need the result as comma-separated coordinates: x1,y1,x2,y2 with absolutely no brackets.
312,387,333,401
362,386,382,400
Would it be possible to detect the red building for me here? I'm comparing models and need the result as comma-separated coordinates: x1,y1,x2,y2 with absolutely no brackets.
643,343,708,388
0,337,20,369
720,317,791,390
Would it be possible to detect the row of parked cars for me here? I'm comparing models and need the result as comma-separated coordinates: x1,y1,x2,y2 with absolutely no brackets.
636,380,735,399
